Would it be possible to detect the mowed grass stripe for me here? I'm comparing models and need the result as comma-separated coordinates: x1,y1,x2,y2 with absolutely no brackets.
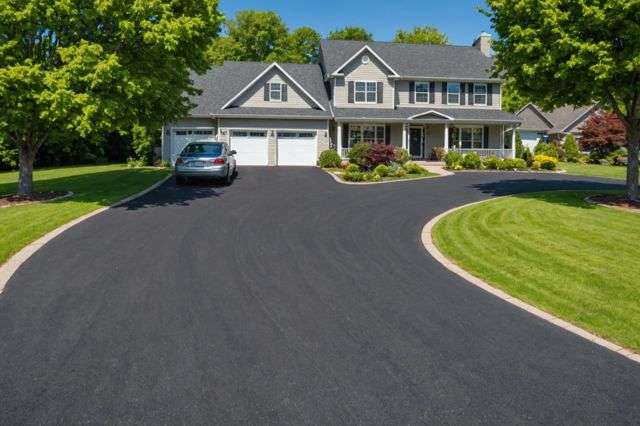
433,191,640,352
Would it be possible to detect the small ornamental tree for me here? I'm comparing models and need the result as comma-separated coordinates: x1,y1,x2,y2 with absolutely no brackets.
515,131,524,159
563,134,580,162
1,1,223,196
363,143,396,168
579,111,627,158
486,0,640,200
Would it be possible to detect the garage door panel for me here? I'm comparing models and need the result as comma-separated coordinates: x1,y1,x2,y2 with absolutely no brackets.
277,132,317,166
230,131,269,166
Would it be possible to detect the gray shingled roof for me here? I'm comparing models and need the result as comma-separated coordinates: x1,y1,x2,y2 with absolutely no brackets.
516,104,597,133
187,61,331,117
333,108,521,123
320,40,496,80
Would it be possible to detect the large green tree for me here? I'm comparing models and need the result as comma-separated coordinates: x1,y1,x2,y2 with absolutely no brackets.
267,27,322,64
486,0,640,200
0,0,222,196
327,26,373,41
393,26,448,45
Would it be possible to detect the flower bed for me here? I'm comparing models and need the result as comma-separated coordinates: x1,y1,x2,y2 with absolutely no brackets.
443,151,560,172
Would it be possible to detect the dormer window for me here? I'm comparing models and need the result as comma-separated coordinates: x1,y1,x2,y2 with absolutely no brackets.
447,82,461,105
415,82,430,103
269,83,282,101
355,81,377,103
474,83,487,105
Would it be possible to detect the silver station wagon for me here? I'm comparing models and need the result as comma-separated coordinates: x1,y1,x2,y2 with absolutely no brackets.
174,142,237,185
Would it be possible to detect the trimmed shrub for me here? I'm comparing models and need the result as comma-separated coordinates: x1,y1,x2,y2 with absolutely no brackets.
513,158,528,170
443,150,462,169
343,171,365,182
363,143,396,168
534,140,558,158
393,167,407,177
345,163,360,173
607,147,628,166
373,164,389,177
563,134,580,162
531,160,541,170
347,142,371,167
515,131,524,159
432,146,446,161
522,147,534,167
404,161,426,174
534,154,558,170
394,147,411,165
461,151,482,169
318,149,341,168
483,156,502,170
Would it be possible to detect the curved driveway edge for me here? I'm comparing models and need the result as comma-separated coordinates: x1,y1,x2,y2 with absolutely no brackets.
0,174,172,295
421,197,640,364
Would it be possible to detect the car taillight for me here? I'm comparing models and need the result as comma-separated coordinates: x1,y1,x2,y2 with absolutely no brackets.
175,158,184,165
211,157,226,165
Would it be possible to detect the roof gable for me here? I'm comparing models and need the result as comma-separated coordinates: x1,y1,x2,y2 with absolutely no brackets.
408,110,454,120
516,103,554,131
320,39,496,80
331,45,399,77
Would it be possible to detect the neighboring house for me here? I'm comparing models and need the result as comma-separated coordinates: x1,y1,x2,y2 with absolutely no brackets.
516,103,599,150
162,33,522,166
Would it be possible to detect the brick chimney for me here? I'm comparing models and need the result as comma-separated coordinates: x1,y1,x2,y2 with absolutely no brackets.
473,32,492,56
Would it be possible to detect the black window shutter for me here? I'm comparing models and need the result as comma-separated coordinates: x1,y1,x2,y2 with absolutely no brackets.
348,81,354,103
460,83,466,106
377,82,383,103
409,81,415,104
468,83,474,105
281,84,288,102
484,126,489,148
487,83,493,106
442,82,448,105
264,83,270,101
343,123,349,146
385,125,391,144
429,82,435,103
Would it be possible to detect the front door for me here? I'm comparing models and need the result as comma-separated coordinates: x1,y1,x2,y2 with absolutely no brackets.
409,127,424,158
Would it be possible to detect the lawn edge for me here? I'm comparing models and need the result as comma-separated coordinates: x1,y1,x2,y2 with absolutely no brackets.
0,173,172,295
421,196,640,365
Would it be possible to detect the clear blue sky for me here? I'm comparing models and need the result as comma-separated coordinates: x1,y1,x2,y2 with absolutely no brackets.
219,0,493,46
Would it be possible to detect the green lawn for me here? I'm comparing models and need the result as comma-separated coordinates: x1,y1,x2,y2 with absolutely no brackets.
0,164,170,265
561,162,628,180
433,191,640,352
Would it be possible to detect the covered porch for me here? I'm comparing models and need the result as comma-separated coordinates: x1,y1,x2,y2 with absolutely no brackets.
336,121,518,160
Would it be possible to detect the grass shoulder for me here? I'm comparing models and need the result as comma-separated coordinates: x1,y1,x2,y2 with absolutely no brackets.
432,190,640,352
0,164,170,265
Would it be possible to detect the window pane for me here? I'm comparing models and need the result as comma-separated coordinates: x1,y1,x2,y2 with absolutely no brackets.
350,127,362,146
366,91,376,102
416,82,429,93
355,92,365,102
448,93,459,104
363,126,376,143
376,126,384,142
416,93,429,102
475,85,487,94
366,82,377,91
475,94,486,104
448,83,460,94
355,82,366,91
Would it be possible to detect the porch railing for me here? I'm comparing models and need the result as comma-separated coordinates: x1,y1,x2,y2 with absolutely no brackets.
454,148,514,159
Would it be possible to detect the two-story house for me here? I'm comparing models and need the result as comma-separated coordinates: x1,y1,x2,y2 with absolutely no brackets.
162,33,521,166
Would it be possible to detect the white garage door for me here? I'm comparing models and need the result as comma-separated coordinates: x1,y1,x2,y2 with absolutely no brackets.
230,131,269,166
171,129,215,164
277,131,317,166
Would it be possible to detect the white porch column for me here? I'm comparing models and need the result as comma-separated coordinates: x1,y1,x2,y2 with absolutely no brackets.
402,124,408,150
501,125,505,158
444,123,449,152
337,122,343,158
510,125,517,159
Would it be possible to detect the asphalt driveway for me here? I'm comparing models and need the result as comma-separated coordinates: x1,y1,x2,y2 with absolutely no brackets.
1,168,639,424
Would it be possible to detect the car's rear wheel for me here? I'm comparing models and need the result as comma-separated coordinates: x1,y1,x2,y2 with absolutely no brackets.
224,169,232,186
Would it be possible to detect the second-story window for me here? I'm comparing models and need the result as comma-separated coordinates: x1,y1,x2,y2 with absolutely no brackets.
447,82,461,105
474,83,487,105
355,81,377,103
269,83,282,101
415,82,429,103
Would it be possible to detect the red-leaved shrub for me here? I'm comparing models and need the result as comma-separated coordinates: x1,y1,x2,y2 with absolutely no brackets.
363,143,396,168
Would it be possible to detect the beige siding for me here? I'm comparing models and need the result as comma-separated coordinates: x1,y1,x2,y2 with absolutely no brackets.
334,52,394,109
395,80,501,109
234,68,316,109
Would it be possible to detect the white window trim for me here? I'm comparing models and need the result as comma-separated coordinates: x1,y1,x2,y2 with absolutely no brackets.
473,83,487,106
452,126,484,149
347,124,385,146
268,82,282,102
447,82,461,105
415,81,430,103
354,80,378,104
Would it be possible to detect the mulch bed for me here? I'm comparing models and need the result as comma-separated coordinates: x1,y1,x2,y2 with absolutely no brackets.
0,191,68,208
589,194,640,213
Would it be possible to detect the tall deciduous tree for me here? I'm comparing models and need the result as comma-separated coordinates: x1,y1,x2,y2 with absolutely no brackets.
0,0,222,196
327,26,373,41
486,0,640,200
393,26,448,45
267,27,322,64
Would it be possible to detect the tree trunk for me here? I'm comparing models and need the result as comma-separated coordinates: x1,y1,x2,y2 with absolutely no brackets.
18,139,37,198
627,124,639,201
